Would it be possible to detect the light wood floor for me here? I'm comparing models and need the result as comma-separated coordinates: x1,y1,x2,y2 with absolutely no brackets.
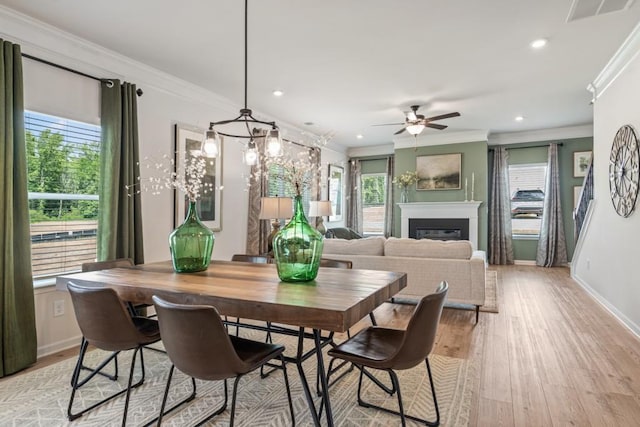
11,265,640,426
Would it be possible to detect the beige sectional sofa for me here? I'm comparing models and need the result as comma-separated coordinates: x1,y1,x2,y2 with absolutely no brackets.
323,236,486,319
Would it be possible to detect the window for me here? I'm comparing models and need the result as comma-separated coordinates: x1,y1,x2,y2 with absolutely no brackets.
361,173,386,235
509,163,547,238
26,111,101,278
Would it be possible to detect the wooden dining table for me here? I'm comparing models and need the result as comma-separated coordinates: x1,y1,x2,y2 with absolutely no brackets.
56,260,407,426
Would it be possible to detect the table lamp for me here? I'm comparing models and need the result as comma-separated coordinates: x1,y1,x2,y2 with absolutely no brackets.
309,200,333,235
259,196,293,252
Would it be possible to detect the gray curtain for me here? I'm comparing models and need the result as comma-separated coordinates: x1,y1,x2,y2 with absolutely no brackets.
0,39,37,377
384,155,395,237
98,80,144,264
536,143,568,267
488,146,514,265
346,159,363,234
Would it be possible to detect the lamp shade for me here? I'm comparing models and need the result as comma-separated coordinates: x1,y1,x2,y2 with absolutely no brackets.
308,200,333,217
259,197,293,219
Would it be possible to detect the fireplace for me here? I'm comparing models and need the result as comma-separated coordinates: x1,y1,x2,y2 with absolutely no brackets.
409,218,469,241
398,201,481,249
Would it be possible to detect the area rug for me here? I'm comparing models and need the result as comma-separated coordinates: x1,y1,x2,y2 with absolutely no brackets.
480,270,499,313
0,330,477,426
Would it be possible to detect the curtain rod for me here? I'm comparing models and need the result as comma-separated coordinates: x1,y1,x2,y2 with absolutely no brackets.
21,53,143,96
488,142,563,152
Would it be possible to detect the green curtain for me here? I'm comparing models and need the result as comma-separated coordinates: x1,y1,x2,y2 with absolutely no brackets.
98,80,144,263
0,39,37,377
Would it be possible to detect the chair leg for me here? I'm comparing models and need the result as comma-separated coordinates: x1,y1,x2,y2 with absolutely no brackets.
68,345,147,422
121,347,141,427
355,360,440,426
192,378,228,427
155,366,198,427
72,337,119,387
475,305,480,324
279,354,296,426
229,375,243,427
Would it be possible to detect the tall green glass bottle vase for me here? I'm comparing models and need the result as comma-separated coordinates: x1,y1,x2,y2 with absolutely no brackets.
273,195,323,282
169,200,214,273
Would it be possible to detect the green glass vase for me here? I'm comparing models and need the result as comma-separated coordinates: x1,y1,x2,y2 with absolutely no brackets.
273,195,323,282
169,200,214,273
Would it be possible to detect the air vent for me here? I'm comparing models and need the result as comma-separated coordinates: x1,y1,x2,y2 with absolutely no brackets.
567,0,635,22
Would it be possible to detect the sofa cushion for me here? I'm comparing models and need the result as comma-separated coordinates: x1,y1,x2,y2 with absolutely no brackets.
384,237,472,259
323,236,385,256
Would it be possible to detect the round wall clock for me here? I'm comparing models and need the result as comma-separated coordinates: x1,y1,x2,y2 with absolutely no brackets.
609,125,640,217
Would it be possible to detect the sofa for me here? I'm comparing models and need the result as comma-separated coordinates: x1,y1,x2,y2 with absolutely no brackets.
323,236,486,316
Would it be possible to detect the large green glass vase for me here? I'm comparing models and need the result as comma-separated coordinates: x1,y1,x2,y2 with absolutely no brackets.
273,195,323,282
169,200,214,273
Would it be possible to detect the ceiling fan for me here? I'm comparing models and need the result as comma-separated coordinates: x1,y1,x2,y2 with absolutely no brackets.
374,105,461,136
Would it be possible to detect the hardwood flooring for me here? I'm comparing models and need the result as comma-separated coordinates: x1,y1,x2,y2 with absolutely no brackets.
6,265,640,426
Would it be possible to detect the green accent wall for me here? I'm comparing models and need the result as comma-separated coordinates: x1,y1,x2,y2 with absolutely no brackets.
500,137,593,261
394,141,489,251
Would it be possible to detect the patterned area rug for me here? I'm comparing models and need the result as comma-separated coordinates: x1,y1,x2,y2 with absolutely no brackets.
480,270,499,313
0,330,477,426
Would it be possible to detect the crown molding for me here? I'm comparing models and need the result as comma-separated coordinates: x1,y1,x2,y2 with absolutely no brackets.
488,124,593,145
0,5,319,143
393,130,489,150
588,21,640,102
347,144,395,158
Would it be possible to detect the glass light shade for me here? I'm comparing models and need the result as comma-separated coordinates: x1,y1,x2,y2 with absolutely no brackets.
244,141,258,165
202,129,220,158
406,123,425,135
259,197,293,219
266,128,282,157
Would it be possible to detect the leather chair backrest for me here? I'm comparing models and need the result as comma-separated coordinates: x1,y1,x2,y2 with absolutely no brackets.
230,254,272,264
67,282,145,351
388,281,448,370
152,296,248,380
319,258,353,269
82,258,134,272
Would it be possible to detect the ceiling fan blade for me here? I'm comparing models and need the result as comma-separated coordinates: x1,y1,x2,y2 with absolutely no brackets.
426,123,447,130
423,112,461,122
394,127,407,135
372,122,405,127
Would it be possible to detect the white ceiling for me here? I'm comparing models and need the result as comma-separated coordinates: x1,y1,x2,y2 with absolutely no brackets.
2,0,640,148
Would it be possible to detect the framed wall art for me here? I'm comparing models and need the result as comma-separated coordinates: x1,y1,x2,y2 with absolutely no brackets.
328,164,343,221
174,124,223,231
573,150,592,178
416,153,462,190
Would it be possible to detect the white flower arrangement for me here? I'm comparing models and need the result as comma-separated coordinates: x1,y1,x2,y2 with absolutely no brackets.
127,153,213,202
392,171,419,188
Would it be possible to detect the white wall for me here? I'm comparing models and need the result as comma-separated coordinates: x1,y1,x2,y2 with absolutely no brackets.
572,27,640,336
0,6,347,356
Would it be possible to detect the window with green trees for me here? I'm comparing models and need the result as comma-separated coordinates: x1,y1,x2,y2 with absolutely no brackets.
361,173,386,235
25,111,101,279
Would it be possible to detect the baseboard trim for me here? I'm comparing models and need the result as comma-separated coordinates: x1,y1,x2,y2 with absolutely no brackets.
514,260,536,265
572,272,640,340
37,335,82,359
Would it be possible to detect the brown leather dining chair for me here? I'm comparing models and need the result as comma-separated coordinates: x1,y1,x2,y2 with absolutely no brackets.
327,281,448,427
152,296,295,426
66,282,162,425
230,254,273,264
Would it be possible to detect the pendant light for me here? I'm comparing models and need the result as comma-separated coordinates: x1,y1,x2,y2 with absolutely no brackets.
206,0,282,164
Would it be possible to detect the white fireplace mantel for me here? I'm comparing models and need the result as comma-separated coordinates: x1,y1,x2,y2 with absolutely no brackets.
398,201,482,249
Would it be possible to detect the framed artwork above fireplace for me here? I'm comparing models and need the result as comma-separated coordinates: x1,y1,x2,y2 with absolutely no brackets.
416,153,461,190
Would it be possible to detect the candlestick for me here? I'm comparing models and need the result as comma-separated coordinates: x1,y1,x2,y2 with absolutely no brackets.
464,178,468,201
471,172,475,201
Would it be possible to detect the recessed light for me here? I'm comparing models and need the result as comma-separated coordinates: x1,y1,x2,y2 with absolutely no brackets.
304,122,315,126
530,38,547,49
515,115,525,122
272,89,284,97
356,134,364,139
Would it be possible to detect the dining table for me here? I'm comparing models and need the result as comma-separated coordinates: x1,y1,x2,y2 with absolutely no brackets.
56,260,407,426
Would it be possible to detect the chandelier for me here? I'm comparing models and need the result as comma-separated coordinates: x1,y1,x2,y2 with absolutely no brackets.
200,0,281,164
